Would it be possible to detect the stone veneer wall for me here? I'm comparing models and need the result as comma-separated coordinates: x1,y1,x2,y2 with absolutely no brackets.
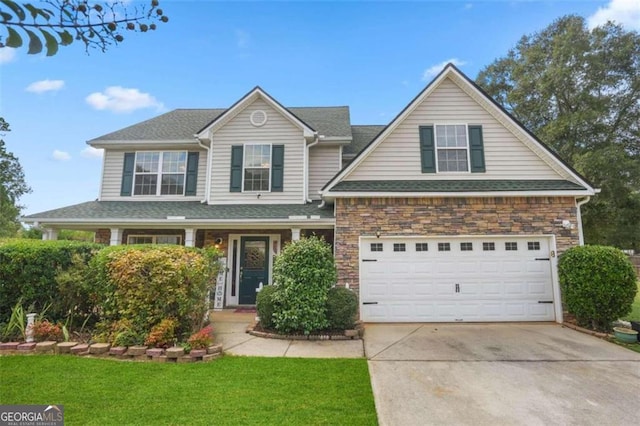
335,196,580,290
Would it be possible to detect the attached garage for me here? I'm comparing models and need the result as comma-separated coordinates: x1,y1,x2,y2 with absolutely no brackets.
360,236,560,323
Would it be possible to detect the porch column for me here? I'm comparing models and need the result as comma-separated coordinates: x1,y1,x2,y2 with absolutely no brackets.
41,228,58,241
184,228,195,247
291,228,301,241
110,228,121,246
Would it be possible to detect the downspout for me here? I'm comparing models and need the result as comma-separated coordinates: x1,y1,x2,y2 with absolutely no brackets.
197,136,211,204
576,196,591,246
305,133,320,203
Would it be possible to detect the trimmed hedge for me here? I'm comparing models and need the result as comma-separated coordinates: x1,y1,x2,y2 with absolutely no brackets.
559,245,638,331
326,287,358,330
0,239,101,324
93,245,221,341
256,284,277,330
271,236,337,334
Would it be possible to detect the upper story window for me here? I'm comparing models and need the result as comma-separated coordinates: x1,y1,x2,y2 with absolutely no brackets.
419,124,484,174
243,144,271,192
435,124,469,172
134,151,187,196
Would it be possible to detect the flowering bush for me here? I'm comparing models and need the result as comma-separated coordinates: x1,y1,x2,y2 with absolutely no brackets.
187,325,213,349
31,320,63,342
144,318,177,348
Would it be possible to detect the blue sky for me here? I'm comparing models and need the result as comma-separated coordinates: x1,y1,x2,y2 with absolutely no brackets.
1,0,639,216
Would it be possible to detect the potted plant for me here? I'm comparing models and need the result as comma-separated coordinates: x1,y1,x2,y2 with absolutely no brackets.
613,326,639,344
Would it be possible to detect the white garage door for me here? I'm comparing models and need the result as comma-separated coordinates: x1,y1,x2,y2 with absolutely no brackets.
360,236,556,322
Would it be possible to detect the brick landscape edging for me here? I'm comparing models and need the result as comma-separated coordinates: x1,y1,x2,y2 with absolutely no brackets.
0,341,223,363
245,322,364,340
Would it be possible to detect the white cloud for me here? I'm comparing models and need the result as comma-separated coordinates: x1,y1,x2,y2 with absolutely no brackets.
26,79,65,93
52,150,71,161
235,29,250,48
85,86,164,113
81,146,104,159
0,47,17,64
588,0,640,30
422,58,467,81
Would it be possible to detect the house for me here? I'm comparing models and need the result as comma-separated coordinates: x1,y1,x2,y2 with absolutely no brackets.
23,64,596,323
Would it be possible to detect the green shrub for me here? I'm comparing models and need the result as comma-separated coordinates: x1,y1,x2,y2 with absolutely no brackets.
559,245,638,331
326,287,358,330
95,246,220,340
271,236,337,334
54,254,102,329
256,285,277,330
145,318,177,348
0,240,101,324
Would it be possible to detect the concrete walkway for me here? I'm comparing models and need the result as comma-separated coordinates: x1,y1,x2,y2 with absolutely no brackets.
210,310,364,358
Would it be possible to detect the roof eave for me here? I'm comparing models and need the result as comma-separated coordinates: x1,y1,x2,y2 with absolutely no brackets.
89,139,198,149
322,189,596,198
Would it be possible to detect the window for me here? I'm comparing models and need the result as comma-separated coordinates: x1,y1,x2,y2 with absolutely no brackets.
483,242,495,251
133,152,187,196
505,242,518,251
127,235,182,245
370,243,383,252
393,243,406,252
416,243,429,252
435,124,469,172
460,242,473,251
528,241,541,251
438,242,451,252
243,144,271,191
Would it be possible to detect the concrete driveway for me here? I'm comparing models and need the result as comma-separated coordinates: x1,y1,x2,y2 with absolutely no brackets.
365,323,640,426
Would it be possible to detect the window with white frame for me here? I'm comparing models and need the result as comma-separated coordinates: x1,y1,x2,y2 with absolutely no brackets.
133,152,187,196
435,124,469,172
127,235,182,245
243,144,271,191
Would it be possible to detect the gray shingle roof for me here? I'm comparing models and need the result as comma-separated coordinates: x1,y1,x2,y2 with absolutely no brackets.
329,180,587,192
23,201,334,221
89,107,353,142
290,107,352,138
89,109,226,142
345,125,386,156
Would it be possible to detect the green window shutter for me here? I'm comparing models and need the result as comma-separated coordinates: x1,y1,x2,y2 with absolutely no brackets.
271,145,285,192
469,125,486,173
185,152,199,196
120,152,135,196
419,126,436,173
230,145,243,192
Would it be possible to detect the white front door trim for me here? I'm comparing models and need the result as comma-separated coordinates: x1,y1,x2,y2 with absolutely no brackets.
225,233,281,306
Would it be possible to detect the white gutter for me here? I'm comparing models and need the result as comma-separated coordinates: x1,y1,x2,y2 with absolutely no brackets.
196,135,212,204
576,196,591,245
304,133,320,203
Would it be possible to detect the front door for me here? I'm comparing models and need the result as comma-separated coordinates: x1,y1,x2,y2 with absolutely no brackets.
239,237,269,305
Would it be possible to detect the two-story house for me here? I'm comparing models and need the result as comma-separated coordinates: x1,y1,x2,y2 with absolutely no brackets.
24,64,596,323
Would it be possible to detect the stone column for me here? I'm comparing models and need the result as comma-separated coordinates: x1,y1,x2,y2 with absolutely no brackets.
291,228,301,241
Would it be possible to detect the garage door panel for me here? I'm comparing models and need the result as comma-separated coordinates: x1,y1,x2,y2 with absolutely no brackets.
360,236,555,322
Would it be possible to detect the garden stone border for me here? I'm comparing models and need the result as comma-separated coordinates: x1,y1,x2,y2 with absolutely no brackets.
246,322,364,341
0,341,223,363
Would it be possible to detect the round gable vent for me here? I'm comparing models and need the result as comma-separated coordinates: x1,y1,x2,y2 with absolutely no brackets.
250,110,268,127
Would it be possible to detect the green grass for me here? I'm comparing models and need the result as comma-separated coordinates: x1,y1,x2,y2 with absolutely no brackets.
0,356,377,425
622,282,640,321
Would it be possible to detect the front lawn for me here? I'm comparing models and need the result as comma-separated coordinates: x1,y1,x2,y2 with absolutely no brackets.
622,282,640,322
0,356,377,425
